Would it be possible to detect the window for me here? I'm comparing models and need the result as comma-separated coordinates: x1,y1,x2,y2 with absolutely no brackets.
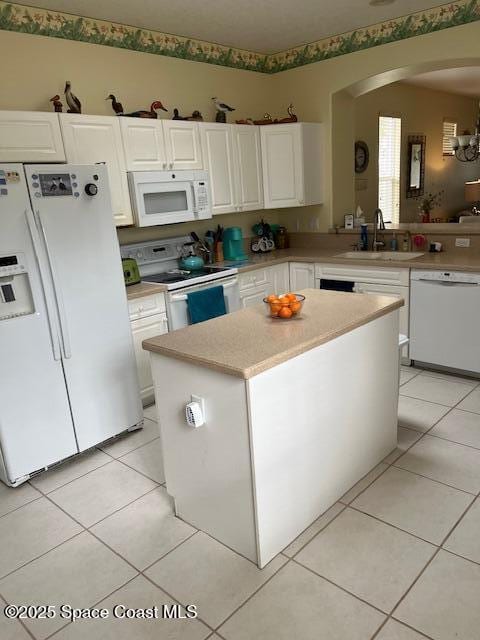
442,120,457,156
378,115,401,225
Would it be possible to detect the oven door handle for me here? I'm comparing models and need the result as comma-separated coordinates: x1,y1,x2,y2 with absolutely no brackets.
169,279,238,301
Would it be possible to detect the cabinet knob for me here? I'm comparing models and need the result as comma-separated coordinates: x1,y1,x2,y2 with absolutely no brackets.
162,162,167,169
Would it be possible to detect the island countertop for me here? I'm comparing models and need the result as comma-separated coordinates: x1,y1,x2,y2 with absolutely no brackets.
142,288,403,379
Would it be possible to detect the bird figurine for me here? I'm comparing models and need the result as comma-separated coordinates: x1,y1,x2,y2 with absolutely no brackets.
64,81,82,114
172,108,188,120
278,103,298,123
49,95,63,113
212,97,235,123
189,110,203,121
124,100,168,118
106,94,124,115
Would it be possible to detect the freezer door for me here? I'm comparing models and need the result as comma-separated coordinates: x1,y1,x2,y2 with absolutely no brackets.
0,164,77,484
25,164,143,450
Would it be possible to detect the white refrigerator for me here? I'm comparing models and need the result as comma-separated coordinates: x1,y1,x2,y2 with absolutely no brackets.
0,163,143,486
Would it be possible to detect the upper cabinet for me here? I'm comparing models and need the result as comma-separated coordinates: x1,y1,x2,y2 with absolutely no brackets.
0,111,65,162
59,114,133,227
121,118,202,171
162,121,202,170
120,118,167,171
232,125,263,212
261,123,323,209
199,123,237,215
199,123,263,215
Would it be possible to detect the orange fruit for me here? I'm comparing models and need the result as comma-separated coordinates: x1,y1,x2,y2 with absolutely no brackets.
285,293,297,301
279,296,291,306
290,301,301,314
266,294,277,303
278,306,293,319
269,302,281,316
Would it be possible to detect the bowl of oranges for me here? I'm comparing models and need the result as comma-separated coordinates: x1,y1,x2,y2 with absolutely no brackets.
264,293,305,320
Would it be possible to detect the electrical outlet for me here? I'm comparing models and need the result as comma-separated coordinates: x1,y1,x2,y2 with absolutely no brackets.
455,238,471,248
191,394,205,420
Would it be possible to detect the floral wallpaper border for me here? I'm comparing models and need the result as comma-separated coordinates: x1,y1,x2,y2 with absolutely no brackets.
0,0,479,74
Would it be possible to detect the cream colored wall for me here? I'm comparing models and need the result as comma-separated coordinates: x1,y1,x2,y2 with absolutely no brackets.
354,83,478,223
269,21,480,231
2,22,480,236
0,30,283,240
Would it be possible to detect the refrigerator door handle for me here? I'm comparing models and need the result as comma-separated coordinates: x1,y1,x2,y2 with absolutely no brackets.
24,208,62,361
35,210,72,360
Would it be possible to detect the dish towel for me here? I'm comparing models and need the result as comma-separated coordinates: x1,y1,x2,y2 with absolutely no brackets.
187,285,227,324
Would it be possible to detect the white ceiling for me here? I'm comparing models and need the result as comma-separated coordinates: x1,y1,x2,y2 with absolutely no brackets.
404,67,480,98
13,0,443,54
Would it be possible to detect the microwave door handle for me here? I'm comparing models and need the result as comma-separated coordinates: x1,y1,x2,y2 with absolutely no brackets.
36,211,72,360
191,184,197,213
24,208,62,361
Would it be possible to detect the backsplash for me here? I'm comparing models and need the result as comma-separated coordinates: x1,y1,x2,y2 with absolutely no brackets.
117,210,281,245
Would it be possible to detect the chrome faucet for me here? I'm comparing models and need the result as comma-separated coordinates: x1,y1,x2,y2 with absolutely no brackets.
372,208,386,251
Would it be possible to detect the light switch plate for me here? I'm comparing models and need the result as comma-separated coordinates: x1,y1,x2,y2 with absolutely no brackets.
455,238,470,248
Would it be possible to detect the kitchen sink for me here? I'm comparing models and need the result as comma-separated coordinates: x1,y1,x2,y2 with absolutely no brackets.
334,251,424,261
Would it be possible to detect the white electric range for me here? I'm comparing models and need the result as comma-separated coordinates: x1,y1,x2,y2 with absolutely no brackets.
120,236,240,330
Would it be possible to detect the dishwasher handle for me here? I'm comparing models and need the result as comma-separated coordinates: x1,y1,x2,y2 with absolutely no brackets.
418,279,480,287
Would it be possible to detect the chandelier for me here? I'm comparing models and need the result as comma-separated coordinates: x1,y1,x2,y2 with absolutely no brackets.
450,104,480,162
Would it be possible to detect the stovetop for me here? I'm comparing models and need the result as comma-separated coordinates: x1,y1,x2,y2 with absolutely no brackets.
120,236,237,291
141,266,237,290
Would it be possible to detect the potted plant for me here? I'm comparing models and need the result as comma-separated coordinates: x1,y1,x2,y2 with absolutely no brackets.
415,189,444,223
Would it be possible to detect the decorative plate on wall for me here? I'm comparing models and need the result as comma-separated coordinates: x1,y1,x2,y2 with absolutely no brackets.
355,140,369,173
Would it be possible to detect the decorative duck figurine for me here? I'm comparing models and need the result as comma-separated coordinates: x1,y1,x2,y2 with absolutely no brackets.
124,100,168,118
64,81,81,114
212,97,235,123
106,94,124,115
49,94,63,113
278,103,298,123
172,108,188,120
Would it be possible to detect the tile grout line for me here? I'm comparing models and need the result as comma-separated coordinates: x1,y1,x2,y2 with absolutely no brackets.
114,453,164,485
0,591,37,640
369,480,480,638
28,455,114,496
284,503,348,559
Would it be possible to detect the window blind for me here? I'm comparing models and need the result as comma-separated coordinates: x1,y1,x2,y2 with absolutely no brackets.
378,115,401,225
442,120,457,156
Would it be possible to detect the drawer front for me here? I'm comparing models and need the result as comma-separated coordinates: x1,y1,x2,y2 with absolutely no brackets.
315,263,409,286
238,268,270,291
128,292,166,320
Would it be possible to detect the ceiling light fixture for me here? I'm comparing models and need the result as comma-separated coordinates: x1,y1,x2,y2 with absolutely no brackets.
450,102,480,162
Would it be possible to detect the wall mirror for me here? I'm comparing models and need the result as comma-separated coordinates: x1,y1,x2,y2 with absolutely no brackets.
406,134,426,198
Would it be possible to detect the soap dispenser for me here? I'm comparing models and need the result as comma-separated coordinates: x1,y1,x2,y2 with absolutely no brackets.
360,224,368,251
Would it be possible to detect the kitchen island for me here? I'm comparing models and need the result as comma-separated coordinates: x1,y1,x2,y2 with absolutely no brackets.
143,289,403,567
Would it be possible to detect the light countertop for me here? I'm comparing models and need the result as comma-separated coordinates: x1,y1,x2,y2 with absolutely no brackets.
127,247,480,300
142,288,403,379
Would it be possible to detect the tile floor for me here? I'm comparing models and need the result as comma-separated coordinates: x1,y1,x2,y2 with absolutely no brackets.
1,367,480,639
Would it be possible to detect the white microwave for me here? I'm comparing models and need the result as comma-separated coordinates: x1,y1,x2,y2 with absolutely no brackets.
128,170,212,227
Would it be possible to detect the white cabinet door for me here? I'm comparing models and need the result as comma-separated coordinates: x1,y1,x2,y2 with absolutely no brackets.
289,262,314,291
269,263,290,294
261,125,303,208
233,125,263,212
120,118,167,171
0,111,65,162
163,121,202,170
354,282,410,358
199,123,237,215
131,313,168,404
240,288,270,308
60,114,133,226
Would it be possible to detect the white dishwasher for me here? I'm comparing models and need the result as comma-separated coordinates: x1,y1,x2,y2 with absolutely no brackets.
410,270,480,374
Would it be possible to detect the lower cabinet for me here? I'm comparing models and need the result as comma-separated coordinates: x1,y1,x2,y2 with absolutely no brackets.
128,293,167,405
289,262,315,291
239,263,290,308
